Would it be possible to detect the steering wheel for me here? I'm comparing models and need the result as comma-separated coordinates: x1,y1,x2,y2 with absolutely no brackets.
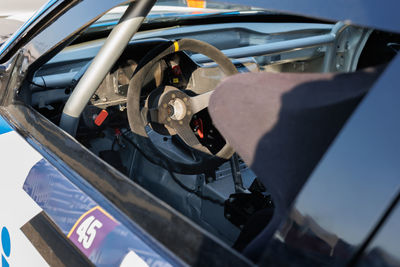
127,39,237,174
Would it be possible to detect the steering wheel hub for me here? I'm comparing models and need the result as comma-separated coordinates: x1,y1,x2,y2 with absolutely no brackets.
157,88,192,125
168,99,186,120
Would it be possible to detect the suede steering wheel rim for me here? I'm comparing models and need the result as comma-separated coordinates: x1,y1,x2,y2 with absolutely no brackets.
127,39,237,174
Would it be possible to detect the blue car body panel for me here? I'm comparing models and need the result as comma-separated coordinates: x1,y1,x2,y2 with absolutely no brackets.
23,159,177,266
0,116,12,134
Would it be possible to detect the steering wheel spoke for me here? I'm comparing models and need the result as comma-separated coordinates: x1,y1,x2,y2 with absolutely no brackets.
175,125,211,154
190,90,213,114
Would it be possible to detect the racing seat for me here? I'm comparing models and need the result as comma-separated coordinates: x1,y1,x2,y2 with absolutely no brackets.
208,66,383,261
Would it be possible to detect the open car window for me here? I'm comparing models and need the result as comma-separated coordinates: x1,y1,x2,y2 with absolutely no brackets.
0,0,399,266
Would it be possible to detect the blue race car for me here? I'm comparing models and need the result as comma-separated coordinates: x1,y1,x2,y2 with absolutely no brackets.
0,0,399,266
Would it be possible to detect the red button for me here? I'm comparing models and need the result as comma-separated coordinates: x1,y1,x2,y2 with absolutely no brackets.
94,110,108,126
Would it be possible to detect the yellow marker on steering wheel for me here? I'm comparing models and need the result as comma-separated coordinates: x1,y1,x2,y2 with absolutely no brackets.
174,41,179,52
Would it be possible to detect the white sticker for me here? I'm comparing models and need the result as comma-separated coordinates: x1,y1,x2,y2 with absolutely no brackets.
120,251,149,267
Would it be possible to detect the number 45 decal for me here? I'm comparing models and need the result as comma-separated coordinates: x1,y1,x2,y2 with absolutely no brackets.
68,206,119,257
76,216,103,249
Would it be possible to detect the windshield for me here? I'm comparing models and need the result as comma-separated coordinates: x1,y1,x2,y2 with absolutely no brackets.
92,1,263,29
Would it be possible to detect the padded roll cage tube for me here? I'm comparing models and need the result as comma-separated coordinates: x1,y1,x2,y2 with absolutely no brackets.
60,0,156,135
192,21,349,72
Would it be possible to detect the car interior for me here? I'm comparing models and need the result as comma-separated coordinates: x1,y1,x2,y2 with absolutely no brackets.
18,2,400,260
